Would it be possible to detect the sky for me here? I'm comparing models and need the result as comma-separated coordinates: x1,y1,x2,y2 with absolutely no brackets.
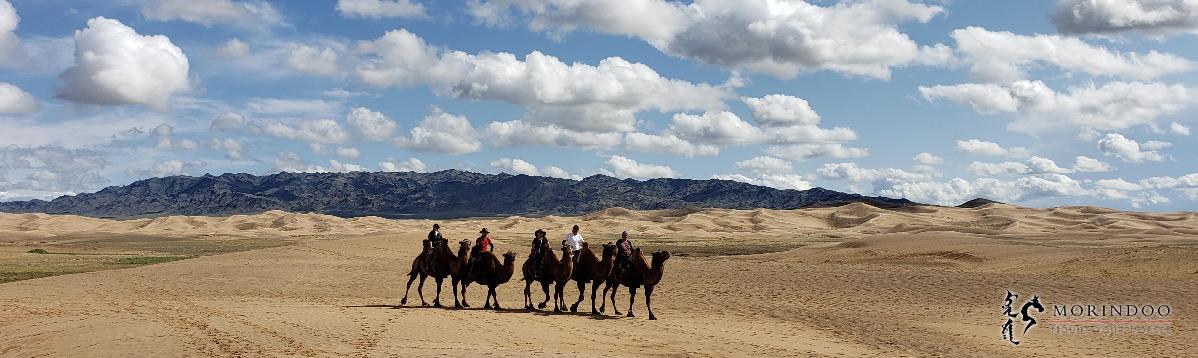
0,0,1197,211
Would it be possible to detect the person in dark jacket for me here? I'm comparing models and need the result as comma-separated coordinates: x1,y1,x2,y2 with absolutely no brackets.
423,223,444,275
529,229,548,278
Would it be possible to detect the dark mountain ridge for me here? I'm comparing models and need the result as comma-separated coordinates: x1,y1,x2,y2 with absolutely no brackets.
0,170,916,219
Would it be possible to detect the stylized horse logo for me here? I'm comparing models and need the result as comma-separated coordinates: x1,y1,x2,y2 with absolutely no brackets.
1021,295,1043,334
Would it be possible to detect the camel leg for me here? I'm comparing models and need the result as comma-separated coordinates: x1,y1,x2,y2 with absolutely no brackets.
570,281,585,313
609,283,622,316
645,285,657,320
524,280,534,310
460,281,471,308
590,280,600,314
599,281,610,313
432,277,444,307
417,274,428,306
452,278,462,308
539,281,550,309
401,271,418,306
491,287,502,310
626,286,638,318
558,283,568,312
483,287,491,308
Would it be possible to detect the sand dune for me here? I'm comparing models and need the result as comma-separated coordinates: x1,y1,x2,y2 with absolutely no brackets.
1,203,1195,356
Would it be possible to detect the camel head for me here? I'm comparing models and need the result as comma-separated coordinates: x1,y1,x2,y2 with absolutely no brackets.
422,240,431,250
600,242,616,259
560,246,572,259
652,250,672,264
457,240,470,253
502,251,517,263
581,241,590,250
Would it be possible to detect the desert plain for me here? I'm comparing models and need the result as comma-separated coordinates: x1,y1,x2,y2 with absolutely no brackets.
0,202,1195,357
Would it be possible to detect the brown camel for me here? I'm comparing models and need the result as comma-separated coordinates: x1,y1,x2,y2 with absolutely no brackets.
521,245,573,312
400,240,433,306
467,251,517,310
447,240,473,308
402,238,469,307
521,241,554,310
550,246,575,312
600,248,670,320
569,242,616,314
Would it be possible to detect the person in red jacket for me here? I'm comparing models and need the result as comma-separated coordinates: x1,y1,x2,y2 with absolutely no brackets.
475,228,493,253
469,228,494,273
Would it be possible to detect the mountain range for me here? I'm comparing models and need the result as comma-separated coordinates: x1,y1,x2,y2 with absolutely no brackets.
0,170,916,219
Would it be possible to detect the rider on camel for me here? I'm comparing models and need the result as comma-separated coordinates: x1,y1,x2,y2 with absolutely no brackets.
529,229,548,278
615,230,634,280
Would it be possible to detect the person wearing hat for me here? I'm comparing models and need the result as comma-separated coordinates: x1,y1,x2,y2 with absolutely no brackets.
469,228,494,274
475,228,494,254
529,229,548,278
424,223,444,274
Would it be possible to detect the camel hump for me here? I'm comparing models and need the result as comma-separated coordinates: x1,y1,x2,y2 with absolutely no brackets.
482,251,500,265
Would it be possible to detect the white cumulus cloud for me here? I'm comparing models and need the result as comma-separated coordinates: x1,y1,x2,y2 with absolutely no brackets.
949,26,1193,82
1052,0,1198,36
490,157,582,179
355,28,729,134
217,38,249,58
141,0,282,27
56,17,190,109
623,132,718,157
345,107,398,141
469,0,946,79
0,0,20,66
914,152,944,165
606,155,675,179
1170,122,1191,135
1074,155,1114,172
379,157,426,172
397,108,481,154
262,119,351,145
1098,133,1167,163
336,0,426,19
766,143,869,161
0,81,36,112
922,80,1191,133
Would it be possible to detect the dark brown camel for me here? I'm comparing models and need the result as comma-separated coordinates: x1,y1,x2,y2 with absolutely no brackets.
569,242,616,314
400,240,433,306
600,248,670,320
521,241,555,310
550,246,575,312
447,240,473,308
467,251,517,310
402,238,469,307
521,245,573,312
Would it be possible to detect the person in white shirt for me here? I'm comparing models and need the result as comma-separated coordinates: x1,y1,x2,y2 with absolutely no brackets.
563,225,585,261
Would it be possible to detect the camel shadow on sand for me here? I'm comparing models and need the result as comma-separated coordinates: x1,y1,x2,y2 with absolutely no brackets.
492,308,622,320
342,304,622,320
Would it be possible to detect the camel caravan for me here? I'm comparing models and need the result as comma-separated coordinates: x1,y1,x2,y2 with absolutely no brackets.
401,224,671,320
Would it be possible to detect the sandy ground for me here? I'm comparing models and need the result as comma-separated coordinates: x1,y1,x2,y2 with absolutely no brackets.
0,203,1195,357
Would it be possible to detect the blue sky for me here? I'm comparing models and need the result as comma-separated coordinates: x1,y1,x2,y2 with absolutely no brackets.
1,0,1197,210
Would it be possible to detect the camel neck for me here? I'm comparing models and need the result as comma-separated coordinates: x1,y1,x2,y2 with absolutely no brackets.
634,254,665,285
